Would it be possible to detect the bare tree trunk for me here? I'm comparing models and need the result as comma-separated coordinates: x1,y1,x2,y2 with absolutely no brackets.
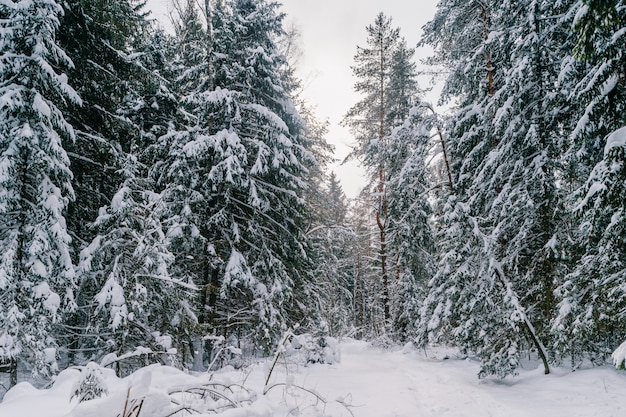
480,3,495,98
425,103,454,194
479,3,499,150
205,0,214,92
377,32,390,326
355,254,364,330
492,266,550,375
10,358,17,387
376,164,390,324
377,201,389,323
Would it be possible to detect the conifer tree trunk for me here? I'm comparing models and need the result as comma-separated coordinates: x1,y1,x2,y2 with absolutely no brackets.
10,358,17,388
425,103,454,193
377,176,390,324
355,254,364,330
377,33,390,326
492,267,550,375
479,2,499,150
480,3,495,98
205,0,214,91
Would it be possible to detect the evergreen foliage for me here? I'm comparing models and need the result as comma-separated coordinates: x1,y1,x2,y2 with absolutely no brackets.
417,0,577,377
159,0,315,359
386,106,435,342
343,13,431,335
57,0,150,256
76,155,190,373
1,0,625,388
552,0,626,365
0,0,80,380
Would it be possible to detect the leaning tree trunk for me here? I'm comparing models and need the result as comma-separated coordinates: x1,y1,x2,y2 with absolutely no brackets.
493,264,550,375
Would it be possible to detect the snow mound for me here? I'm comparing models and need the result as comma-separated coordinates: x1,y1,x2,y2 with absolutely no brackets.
613,340,626,369
3,340,626,417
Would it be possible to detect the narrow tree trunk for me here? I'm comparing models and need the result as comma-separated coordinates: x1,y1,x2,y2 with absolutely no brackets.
10,358,17,387
480,4,495,98
493,266,550,375
193,242,213,371
395,258,401,283
355,253,364,331
205,267,220,361
479,3,500,151
377,32,390,326
376,168,390,324
205,0,214,92
425,103,454,194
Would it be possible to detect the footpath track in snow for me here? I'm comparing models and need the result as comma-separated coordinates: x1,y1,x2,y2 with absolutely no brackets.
2,339,626,417
287,340,626,417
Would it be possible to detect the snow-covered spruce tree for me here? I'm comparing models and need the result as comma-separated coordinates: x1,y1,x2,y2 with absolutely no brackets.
160,0,314,359
414,0,500,362
280,22,356,337
349,191,380,337
153,0,218,370
554,128,626,364
76,25,194,372
77,155,188,376
210,0,314,352
384,47,436,336
419,0,578,377
59,3,186,367
326,173,349,225
0,0,80,385
306,171,357,337
57,0,150,256
473,0,571,360
387,106,435,343
552,0,626,364
71,362,108,403
342,13,416,331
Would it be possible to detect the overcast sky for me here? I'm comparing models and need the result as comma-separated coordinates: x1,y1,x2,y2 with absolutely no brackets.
145,0,439,198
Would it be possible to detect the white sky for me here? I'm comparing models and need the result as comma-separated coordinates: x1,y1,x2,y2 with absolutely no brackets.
145,0,439,198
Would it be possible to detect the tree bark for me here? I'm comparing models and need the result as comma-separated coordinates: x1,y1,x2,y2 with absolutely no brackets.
493,266,550,375
205,0,214,92
355,254,364,331
480,3,495,98
377,30,390,326
425,103,454,194
10,358,17,387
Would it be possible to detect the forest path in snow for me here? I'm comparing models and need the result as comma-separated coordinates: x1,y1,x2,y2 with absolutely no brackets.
2,339,626,417
286,340,626,417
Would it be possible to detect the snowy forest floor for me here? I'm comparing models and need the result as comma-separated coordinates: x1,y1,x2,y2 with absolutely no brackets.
1,340,626,417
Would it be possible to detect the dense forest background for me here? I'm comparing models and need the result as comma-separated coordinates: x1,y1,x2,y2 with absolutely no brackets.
0,0,625,391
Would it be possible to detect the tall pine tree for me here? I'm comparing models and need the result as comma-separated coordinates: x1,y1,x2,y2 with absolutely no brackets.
343,13,413,330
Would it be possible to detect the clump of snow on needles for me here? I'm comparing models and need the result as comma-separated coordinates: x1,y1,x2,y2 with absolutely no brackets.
604,126,626,157
612,340,626,370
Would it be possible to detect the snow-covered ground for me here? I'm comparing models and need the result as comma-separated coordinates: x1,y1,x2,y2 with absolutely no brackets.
2,340,626,417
